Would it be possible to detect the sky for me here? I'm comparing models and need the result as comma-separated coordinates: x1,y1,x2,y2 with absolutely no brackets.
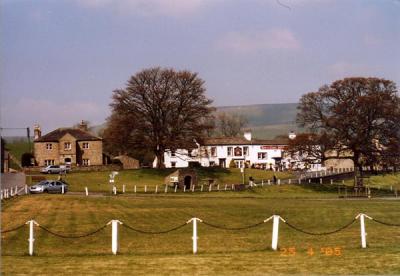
1,0,399,135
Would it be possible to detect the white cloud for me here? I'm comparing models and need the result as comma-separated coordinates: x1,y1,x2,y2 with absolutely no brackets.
1,98,106,134
216,29,301,53
76,0,209,17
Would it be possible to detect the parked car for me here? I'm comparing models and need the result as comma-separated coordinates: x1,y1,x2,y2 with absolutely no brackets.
40,165,70,174
29,180,68,194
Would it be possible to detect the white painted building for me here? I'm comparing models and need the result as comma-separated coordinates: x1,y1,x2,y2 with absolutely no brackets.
155,131,322,170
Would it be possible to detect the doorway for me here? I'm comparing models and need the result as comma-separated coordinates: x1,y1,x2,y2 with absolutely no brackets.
184,175,192,189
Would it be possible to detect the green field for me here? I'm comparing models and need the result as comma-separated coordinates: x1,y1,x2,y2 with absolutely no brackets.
27,168,293,193
1,183,400,275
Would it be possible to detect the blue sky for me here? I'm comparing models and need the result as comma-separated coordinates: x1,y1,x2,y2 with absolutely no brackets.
1,0,399,134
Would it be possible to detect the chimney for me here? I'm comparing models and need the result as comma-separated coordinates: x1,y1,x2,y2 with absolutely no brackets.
288,131,296,140
244,131,252,141
34,124,41,140
78,120,88,132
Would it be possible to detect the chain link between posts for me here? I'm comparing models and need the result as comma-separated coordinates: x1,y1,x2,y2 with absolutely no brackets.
283,219,357,236
38,224,108,238
202,220,265,230
1,224,26,234
122,222,188,234
371,218,400,227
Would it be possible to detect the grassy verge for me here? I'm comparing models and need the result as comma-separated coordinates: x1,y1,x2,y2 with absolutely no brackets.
1,193,400,275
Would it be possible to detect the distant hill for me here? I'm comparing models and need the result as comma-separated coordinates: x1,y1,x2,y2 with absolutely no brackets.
217,103,300,138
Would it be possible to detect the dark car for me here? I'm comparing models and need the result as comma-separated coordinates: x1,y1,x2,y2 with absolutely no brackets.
29,180,68,194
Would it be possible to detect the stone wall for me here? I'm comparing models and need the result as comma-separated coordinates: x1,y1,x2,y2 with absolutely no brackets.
34,142,60,166
78,140,103,166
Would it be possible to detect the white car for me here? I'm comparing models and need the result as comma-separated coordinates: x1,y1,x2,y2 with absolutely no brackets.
40,165,69,174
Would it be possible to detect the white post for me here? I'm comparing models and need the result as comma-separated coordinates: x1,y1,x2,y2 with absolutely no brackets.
165,185,168,193
107,220,123,255
144,185,147,193
183,186,186,192
155,185,158,193
25,185,28,194
271,215,285,251
320,178,322,184
217,184,220,191
113,186,117,195
174,185,177,193
201,185,204,192
356,214,372,249
224,184,227,191
277,179,281,185
298,178,301,184
192,185,195,192
85,187,89,196
268,180,271,185
288,179,291,184
330,179,333,185
187,218,202,254
231,184,234,191
26,220,39,256
262,180,264,186
61,184,65,194
122,185,126,193
134,185,137,193
209,185,212,192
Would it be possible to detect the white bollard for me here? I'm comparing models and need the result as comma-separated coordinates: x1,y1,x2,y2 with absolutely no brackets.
262,180,264,187
26,220,39,256
113,186,117,195
298,178,301,184
320,178,322,184
201,185,204,192
107,220,123,255
134,185,137,193
183,186,186,192
165,185,168,193
192,185,195,192
25,185,28,194
209,185,212,192
174,185,178,193
122,185,126,193
85,187,89,196
288,179,291,184
61,185,65,194
217,184,220,191
277,179,281,185
330,179,333,185
187,218,202,254
268,180,271,185
224,184,227,191
265,215,285,251
144,185,147,193
155,185,158,193
356,214,372,249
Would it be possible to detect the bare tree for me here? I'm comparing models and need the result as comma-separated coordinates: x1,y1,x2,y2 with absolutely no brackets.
215,112,248,137
104,67,214,168
297,77,400,186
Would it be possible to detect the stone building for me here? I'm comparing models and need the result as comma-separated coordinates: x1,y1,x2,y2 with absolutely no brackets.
33,122,103,167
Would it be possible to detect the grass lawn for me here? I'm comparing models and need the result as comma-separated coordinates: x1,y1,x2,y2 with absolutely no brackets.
27,168,293,193
1,188,400,275
342,172,400,191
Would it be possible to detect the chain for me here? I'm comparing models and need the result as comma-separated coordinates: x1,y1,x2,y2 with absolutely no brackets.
283,219,356,236
1,224,26,234
202,220,265,230
122,222,188,234
38,224,107,238
372,218,400,227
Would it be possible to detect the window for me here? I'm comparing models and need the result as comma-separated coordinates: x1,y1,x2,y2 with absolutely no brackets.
45,160,55,166
243,146,249,156
64,142,72,150
171,162,176,168
210,147,217,157
209,161,215,166
258,152,268,160
227,147,233,156
171,150,176,157
82,142,89,149
46,143,52,150
82,159,90,166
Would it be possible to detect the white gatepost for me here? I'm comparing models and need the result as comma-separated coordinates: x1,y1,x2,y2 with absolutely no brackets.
113,186,117,195
25,185,28,194
165,185,168,193
298,178,301,184
26,220,39,256
85,187,89,196
134,185,137,193
288,179,291,184
268,180,271,185
209,185,212,192
183,186,186,192
122,185,126,193
192,185,195,192
277,179,281,185
187,218,203,254
217,184,220,191
201,185,204,192
174,185,178,193
107,220,123,255
61,184,65,194
265,215,285,251
356,213,372,248
155,185,158,193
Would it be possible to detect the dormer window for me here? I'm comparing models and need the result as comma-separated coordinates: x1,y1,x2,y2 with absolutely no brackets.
82,142,89,149
64,142,72,150
46,143,52,150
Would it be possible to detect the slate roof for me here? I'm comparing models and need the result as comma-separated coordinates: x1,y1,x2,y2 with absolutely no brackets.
203,137,289,146
34,128,102,142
